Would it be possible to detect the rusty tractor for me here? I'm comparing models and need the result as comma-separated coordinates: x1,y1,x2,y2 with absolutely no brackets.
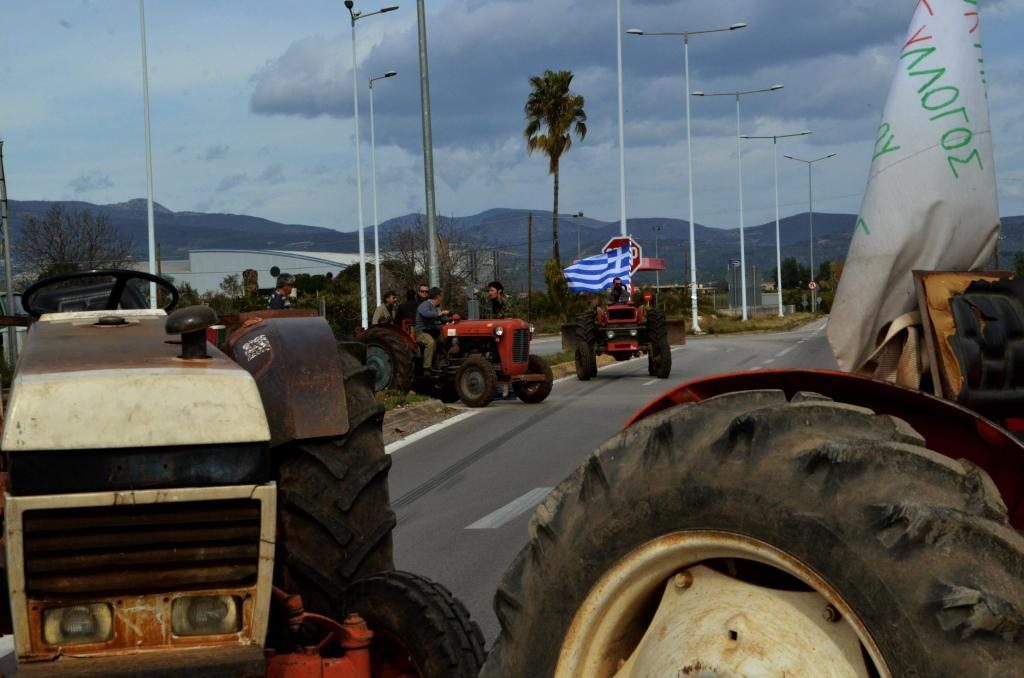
478,270,1024,676
574,302,671,381
358,316,553,408
0,270,485,677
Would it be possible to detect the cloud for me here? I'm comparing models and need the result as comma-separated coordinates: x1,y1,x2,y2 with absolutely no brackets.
67,171,114,194
173,144,186,154
216,173,248,192
58,18,71,29
258,163,286,184
204,144,230,161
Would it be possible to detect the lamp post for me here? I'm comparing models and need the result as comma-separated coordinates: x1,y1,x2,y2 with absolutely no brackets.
344,1,399,328
369,69,397,307
138,0,157,308
740,130,812,317
652,223,662,305
627,22,746,333
414,0,439,288
785,152,837,313
573,211,584,260
693,84,783,320
615,0,627,236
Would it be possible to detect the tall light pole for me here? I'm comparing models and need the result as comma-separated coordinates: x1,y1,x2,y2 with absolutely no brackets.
785,152,837,313
615,0,627,236
138,0,157,308
369,69,397,307
693,84,783,320
652,223,662,303
573,211,584,260
415,0,439,288
741,130,812,317
344,1,399,328
627,22,746,333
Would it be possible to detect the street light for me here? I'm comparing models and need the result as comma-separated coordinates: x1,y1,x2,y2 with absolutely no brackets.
693,84,783,320
345,1,399,328
740,130,812,317
369,70,397,307
138,0,158,308
785,152,838,313
573,211,584,260
651,223,662,305
627,22,746,334
615,0,627,236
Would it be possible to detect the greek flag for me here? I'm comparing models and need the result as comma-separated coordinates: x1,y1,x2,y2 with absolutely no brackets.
564,246,632,293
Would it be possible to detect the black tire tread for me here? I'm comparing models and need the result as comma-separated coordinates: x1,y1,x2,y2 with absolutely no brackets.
481,390,1024,677
360,325,415,393
274,350,395,615
455,354,497,408
515,354,553,403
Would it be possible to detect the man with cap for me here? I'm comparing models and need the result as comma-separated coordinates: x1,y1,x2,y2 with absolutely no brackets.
267,273,295,309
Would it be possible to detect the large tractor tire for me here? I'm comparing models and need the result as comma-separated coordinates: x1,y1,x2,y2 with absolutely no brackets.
342,570,486,678
514,354,553,404
481,390,1024,677
649,337,671,378
455,354,497,408
273,349,396,616
361,325,415,393
574,311,598,381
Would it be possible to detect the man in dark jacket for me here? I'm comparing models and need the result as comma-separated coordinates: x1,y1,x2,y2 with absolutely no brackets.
267,273,295,309
415,287,450,371
608,277,631,304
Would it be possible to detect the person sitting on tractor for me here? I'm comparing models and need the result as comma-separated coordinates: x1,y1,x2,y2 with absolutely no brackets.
608,277,631,304
394,289,419,329
481,280,513,319
372,290,399,325
267,273,295,309
415,287,450,372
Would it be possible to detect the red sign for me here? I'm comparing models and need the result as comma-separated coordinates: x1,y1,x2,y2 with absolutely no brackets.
603,237,643,273
808,281,818,291
643,291,654,303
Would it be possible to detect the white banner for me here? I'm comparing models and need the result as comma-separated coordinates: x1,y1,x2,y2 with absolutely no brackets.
828,0,999,371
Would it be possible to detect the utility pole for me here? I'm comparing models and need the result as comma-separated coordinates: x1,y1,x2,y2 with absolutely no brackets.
527,211,533,322
0,141,16,366
415,0,439,287
652,224,662,307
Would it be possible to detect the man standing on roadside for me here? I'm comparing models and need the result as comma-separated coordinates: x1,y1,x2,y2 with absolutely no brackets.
372,290,399,325
267,273,295,309
415,287,450,372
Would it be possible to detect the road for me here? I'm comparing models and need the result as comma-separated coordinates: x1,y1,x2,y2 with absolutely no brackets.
528,333,564,356
390,319,836,643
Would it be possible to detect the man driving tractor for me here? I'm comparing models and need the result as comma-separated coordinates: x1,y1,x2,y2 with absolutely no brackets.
415,286,450,373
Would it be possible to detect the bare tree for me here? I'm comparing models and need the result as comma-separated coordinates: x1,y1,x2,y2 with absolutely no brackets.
383,216,477,307
16,204,134,280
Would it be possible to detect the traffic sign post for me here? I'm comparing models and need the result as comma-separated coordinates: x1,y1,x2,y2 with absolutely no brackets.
808,280,818,313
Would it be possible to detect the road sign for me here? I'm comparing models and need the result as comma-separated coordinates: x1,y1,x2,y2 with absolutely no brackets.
643,291,653,303
808,281,818,291
604,237,643,273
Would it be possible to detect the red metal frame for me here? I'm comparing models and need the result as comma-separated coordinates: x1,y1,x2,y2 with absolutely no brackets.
627,369,1024,528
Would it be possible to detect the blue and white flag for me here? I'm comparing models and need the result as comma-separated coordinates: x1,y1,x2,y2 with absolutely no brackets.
564,246,632,293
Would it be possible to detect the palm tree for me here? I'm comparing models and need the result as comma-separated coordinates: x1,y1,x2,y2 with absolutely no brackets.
524,70,587,266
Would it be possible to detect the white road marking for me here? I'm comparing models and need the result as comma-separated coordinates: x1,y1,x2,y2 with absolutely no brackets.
642,379,659,386
763,358,775,364
385,411,480,455
775,347,795,358
466,487,553,529
750,366,764,371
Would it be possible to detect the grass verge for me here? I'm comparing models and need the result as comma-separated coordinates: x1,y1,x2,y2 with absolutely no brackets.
377,389,433,411
701,313,823,335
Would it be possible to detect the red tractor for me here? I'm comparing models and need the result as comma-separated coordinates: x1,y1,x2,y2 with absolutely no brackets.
358,317,553,408
574,303,671,380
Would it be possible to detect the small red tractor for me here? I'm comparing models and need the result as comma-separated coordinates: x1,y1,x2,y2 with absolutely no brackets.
0,270,486,677
358,317,553,408
574,302,671,380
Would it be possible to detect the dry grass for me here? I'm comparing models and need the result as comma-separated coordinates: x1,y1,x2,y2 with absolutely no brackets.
701,312,822,335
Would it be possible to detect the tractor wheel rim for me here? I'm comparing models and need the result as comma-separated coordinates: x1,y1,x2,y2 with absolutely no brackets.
460,367,486,399
555,531,889,678
366,345,393,391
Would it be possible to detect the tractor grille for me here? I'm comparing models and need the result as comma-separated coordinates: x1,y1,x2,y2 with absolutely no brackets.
22,499,261,597
608,307,638,321
512,329,530,364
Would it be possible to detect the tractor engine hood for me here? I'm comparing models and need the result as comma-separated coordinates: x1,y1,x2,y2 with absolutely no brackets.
2,311,270,453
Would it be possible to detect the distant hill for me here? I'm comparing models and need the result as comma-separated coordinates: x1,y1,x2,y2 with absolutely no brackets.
5,199,1017,288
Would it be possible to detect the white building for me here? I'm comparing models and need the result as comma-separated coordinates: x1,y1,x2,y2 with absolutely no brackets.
158,250,362,295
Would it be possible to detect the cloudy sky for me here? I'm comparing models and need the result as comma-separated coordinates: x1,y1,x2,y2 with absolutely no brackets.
2,0,1023,243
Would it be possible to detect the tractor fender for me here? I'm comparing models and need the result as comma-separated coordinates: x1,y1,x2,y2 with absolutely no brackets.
356,321,419,354
627,369,1024,528
228,316,349,447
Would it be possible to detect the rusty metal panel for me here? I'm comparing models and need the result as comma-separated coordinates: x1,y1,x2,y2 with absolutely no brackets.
17,646,266,677
666,319,686,346
228,317,349,447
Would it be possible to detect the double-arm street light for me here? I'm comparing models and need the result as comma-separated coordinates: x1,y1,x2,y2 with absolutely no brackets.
740,130,812,317
369,70,398,307
784,152,837,313
627,22,746,333
693,84,783,321
344,0,399,328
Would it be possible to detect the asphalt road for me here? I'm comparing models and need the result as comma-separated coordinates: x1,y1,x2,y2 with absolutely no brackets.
528,334,564,356
390,318,837,643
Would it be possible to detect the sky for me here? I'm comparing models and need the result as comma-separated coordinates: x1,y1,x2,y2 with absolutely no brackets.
2,0,1023,245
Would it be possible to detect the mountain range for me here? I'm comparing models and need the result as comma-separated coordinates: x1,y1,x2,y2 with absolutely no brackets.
5,199,1019,287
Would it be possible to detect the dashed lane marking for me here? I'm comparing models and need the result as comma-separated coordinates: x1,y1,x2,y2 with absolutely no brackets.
465,487,553,529
775,347,795,357
642,379,659,386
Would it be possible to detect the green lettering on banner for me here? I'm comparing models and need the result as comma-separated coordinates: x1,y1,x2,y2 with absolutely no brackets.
901,46,936,71
857,218,870,235
941,128,973,151
910,67,946,93
873,122,902,161
922,86,960,111
948,149,983,178
931,106,970,124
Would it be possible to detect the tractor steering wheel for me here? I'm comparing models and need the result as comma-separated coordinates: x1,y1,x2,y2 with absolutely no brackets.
22,269,180,318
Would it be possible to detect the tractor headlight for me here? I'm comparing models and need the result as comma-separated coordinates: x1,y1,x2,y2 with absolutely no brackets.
529,324,535,335
494,327,505,337
43,603,113,645
172,595,241,636
606,330,615,340
630,329,638,337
